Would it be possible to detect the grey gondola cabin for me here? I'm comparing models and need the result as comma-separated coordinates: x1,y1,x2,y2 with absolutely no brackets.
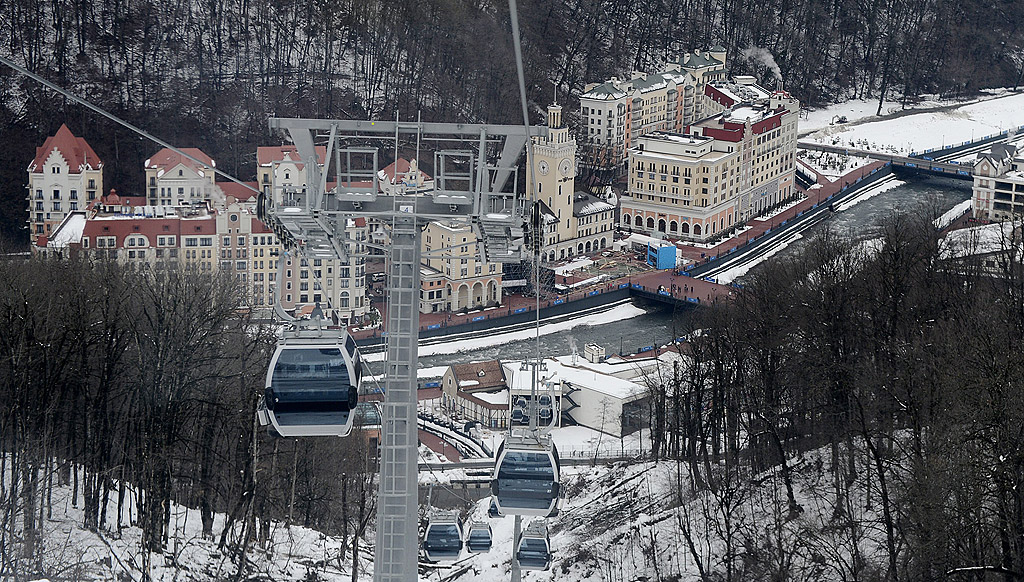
491,433,561,517
259,328,362,437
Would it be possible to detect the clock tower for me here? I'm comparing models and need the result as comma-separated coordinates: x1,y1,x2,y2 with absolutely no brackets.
528,104,578,247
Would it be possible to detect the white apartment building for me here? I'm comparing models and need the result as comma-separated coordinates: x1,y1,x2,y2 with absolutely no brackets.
621,85,799,242
421,220,502,312
145,148,221,207
378,158,434,195
256,145,369,325
579,48,728,173
27,124,103,242
972,144,1024,221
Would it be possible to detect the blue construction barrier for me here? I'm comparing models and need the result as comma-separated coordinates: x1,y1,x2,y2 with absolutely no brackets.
472,315,485,322
588,290,600,296
427,324,441,330
514,307,527,314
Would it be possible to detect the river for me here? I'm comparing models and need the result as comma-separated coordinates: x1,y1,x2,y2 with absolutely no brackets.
414,174,971,367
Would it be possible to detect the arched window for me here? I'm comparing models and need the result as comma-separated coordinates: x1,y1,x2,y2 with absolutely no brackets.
634,215,643,227
693,223,702,236
658,219,666,232
680,222,690,234
646,217,655,229
622,214,631,225
670,221,678,233
585,241,592,253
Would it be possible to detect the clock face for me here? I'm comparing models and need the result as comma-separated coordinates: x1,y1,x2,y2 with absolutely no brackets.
559,158,573,177
538,160,550,176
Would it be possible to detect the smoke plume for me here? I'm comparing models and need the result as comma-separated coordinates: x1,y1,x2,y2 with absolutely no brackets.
740,46,783,82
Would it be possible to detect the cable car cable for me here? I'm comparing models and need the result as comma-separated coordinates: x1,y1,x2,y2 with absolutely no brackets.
0,55,260,197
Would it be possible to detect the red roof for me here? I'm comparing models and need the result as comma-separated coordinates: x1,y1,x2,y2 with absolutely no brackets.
145,147,215,173
353,217,367,227
29,124,102,173
101,190,147,207
36,235,48,247
82,216,216,246
380,158,432,184
250,216,274,234
257,145,326,168
219,181,260,201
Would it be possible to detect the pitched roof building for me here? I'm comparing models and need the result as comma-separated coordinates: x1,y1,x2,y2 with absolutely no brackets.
27,124,103,242
145,147,220,207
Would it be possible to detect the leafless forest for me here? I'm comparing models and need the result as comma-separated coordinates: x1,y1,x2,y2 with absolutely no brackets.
2,0,1024,244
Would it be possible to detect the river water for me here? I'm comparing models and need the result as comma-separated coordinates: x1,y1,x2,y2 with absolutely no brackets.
416,174,972,367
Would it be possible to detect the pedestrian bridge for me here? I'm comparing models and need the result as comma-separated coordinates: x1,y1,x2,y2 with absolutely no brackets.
798,141,973,179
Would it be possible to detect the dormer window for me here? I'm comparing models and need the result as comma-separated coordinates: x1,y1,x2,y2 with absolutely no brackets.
51,166,60,174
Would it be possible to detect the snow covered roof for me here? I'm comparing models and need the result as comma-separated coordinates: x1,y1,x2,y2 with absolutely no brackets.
505,358,645,401
450,360,506,392
572,193,615,217
48,212,87,248
678,51,723,69
582,81,628,101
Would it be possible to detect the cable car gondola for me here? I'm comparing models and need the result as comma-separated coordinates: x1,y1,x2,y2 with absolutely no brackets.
516,520,551,571
465,521,492,553
490,432,561,517
422,511,463,563
258,323,362,437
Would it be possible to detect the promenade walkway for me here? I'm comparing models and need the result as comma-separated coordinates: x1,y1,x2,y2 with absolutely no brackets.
348,162,893,342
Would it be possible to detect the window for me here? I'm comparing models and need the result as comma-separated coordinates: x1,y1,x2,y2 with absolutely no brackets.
52,202,61,211
238,236,245,246
185,238,198,247
223,236,231,246
200,238,212,246
52,189,61,199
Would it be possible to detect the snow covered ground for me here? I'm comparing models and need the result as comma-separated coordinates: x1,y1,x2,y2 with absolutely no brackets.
7,473,362,582
362,302,648,362
802,90,1024,155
